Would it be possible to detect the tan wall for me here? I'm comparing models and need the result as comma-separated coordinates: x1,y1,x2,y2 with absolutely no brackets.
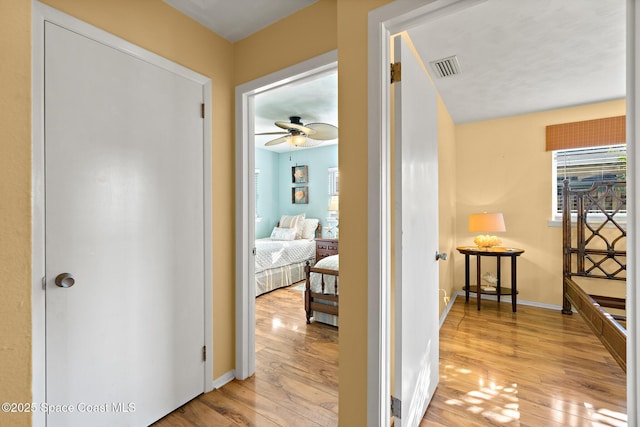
0,2,33,426
336,0,392,424
454,99,626,306
234,0,337,85
437,97,457,314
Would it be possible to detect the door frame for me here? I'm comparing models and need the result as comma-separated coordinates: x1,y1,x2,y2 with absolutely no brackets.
31,3,214,426
234,51,338,379
367,0,639,425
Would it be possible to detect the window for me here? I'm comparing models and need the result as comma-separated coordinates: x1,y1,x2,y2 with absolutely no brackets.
255,169,261,222
328,167,339,196
553,144,626,217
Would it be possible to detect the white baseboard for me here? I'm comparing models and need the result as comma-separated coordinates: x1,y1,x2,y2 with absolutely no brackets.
453,290,570,312
211,370,236,390
439,293,458,328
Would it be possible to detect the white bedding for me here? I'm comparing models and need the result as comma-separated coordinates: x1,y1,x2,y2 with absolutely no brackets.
310,254,339,294
255,238,315,274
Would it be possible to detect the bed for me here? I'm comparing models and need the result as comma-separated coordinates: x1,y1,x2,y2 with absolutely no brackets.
304,254,339,327
255,214,320,296
561,179,627,371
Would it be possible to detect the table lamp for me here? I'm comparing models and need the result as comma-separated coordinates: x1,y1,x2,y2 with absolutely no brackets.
468,212,506,249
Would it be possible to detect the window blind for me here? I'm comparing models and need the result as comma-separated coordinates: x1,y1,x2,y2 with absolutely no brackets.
554,145,626,214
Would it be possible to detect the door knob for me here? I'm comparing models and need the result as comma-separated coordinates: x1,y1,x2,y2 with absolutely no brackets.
55,273,76,288
435,252,448,261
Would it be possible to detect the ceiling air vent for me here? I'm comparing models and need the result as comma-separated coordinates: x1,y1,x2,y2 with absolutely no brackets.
429,55,461,78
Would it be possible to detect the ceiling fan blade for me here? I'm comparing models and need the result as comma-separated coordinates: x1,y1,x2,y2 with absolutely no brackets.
275,121,313,135
264,136,289,146
305,123,338,140
255,131,288,136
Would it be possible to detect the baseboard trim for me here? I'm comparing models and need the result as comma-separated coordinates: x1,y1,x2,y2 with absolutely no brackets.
211,370,235,390
453,290,570,312
439,293,458,329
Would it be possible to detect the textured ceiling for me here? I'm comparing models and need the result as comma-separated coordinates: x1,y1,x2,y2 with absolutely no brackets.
163,0,317,42
407,0,625,124
165,0,626,150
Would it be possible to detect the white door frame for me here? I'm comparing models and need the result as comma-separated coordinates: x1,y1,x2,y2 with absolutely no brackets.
31,3,214,426
367,0,639,425
234,51,338,379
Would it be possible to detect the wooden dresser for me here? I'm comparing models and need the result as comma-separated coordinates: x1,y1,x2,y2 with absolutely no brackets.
315,238,338,262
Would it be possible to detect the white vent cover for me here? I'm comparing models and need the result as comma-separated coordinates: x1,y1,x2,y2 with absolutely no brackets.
429,55,461,78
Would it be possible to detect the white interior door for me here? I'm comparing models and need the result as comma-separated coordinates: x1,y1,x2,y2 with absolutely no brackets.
45,22,206,426
393,34,440,427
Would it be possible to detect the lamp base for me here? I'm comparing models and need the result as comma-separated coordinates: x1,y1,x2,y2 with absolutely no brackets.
473,234,501,249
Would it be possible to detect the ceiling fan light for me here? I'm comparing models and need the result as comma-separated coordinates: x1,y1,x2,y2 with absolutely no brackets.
288,134,307,146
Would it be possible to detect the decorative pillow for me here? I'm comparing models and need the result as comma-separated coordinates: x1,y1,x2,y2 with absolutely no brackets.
270,227,297,241
279,213,305,239
301,218,320,239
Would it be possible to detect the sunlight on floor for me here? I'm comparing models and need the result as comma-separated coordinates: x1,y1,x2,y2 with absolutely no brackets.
583,402,627,427
443,364,520,424
271,317,299,331
442,363,627,425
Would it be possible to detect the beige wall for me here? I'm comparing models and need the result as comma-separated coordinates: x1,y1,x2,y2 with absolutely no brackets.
0,2,32,426
454,99,626,306
234,0,337,85
336,0,393,424
437,96,457,314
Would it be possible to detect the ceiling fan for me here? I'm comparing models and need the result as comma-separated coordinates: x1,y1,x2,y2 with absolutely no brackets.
256,116,338,147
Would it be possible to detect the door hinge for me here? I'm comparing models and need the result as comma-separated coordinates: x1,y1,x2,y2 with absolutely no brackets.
42,276,46,290
391,62,402,84
201,103,205,119
391,396,401,418
202,345,207,362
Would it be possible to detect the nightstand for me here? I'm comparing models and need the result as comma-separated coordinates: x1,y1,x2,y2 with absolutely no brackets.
315,238,338,262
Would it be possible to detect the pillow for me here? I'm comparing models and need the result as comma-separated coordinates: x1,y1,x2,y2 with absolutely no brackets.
301,218,320,239
279,213,305,239
270,227,297,241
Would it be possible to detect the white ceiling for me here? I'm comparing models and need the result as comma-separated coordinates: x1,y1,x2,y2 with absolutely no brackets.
408,0,626,124
163,0,317,42
165,0,626,149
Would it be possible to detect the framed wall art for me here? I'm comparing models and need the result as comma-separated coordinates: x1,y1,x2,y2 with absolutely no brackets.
292,186,309,204
292,165,308,183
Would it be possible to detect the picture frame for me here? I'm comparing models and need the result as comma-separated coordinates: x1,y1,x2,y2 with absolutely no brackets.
292,186,309,204
292,165,308,183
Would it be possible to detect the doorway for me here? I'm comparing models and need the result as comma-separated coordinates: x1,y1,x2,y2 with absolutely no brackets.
235,51,338,379
368,0,638,425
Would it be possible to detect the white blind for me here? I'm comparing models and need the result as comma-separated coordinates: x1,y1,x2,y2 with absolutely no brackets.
554,145,626,214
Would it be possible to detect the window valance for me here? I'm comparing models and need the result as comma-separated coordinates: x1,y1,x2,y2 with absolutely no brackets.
545,115,625,151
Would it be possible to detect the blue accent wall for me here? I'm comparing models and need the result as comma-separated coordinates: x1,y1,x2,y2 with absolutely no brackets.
255,148,279,239
255,144,338,238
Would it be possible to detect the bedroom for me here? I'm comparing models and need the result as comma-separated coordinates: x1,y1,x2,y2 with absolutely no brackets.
253,69,339,318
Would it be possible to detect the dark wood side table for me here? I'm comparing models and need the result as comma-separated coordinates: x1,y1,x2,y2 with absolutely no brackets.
315,238,338,263
456,246,525,312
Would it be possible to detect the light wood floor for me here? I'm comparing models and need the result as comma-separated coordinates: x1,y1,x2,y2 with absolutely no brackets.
153,287,626,426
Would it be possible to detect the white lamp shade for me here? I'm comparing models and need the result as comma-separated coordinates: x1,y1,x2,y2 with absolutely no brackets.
468,212,506,233
328,195,339,212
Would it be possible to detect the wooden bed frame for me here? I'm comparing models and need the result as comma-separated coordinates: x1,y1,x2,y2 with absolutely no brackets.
561,179,627,371
304,260,339,324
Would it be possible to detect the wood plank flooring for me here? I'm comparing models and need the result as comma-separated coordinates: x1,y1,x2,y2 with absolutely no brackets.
422,299,626,426
153,285,339,427
153,288,626,426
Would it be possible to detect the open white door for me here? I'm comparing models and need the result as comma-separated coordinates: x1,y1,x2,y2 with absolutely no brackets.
392,34,440,426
